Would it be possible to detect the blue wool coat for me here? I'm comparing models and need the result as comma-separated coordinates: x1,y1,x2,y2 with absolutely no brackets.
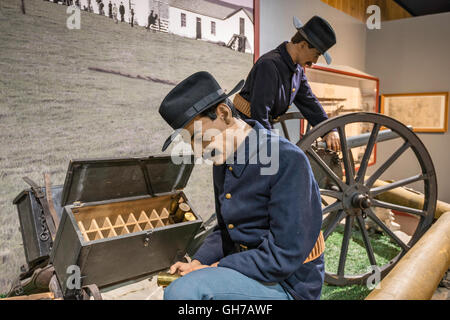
238,41,329,130
193,120,325,300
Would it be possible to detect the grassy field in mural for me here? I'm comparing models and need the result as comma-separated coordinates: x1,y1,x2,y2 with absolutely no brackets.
0,0,397,299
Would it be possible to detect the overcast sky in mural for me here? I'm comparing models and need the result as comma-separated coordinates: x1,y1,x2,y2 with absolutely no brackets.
222,0,254,8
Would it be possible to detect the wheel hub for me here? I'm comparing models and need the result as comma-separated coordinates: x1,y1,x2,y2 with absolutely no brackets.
342,184,371,215
352,194,372,209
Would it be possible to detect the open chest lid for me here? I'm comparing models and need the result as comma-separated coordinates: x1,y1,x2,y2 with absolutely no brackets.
60,155,194,206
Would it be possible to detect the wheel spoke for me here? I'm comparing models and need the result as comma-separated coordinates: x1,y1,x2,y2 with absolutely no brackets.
306,148,346,191
366,142,410,187
323,210,346,240
280,121,290,141
338,215,354,277
371,199,426,217
356,215,377,266
322,201,344,215
356,124,381,183
320,189,342,199
365,208,409,251
337,126,355,185
370,174,426,197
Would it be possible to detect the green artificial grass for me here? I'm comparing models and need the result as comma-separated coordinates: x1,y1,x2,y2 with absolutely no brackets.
321,283,372,300
320,223,402,300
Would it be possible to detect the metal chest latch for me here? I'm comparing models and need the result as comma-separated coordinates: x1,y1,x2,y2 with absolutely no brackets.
143,230,153,247
72,201,83,214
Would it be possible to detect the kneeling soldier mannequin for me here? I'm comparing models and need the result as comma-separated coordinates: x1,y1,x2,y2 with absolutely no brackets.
234,15,341,152
159,72,325,300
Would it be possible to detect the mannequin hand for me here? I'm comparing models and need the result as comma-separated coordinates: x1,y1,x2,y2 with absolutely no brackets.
169,259,207,276
324,131,341,152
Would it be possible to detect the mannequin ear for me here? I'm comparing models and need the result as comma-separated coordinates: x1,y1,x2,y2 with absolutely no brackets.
216,103,233,125
299,40,308,49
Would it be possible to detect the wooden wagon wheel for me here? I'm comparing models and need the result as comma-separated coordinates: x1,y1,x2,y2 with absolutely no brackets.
296,112,437,286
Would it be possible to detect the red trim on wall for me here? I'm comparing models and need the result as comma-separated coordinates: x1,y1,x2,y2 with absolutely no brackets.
253,0,260,63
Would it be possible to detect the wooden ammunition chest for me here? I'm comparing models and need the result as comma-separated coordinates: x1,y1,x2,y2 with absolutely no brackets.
49,156,202,297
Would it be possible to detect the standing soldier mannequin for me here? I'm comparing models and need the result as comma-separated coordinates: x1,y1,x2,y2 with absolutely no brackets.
119,2,125,22
234,16,341,152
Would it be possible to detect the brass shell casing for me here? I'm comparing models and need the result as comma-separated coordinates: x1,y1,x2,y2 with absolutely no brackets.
174,203,191,223
169,199,179,215
157,272,181,287
183,212,196,222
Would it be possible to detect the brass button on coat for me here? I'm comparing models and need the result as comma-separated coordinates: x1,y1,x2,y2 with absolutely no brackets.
225,193,232,199
228,224,235,229
228,166,233,171
292,88,296,92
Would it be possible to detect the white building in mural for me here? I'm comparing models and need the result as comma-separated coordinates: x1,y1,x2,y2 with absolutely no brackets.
167,0,254,54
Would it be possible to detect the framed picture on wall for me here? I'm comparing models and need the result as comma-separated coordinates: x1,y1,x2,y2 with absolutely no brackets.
381,92,449,133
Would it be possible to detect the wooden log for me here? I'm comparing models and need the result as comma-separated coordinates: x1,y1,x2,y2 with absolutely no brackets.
366,212,450,300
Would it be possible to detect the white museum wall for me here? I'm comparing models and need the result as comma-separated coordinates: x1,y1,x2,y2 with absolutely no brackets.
259,0,367,70
366,12,450,202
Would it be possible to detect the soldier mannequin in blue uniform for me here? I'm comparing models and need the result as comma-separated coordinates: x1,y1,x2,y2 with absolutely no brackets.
234,16,341,152
159,71,325,300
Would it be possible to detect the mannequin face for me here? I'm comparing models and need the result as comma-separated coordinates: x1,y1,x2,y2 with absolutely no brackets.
183,104,251,165
294,41,321,67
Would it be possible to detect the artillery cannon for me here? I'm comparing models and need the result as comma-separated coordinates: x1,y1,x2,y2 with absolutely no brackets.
274,112,437,286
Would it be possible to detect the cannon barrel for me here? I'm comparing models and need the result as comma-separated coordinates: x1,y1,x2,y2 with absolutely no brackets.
366,211,450,300
317,125,413,149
